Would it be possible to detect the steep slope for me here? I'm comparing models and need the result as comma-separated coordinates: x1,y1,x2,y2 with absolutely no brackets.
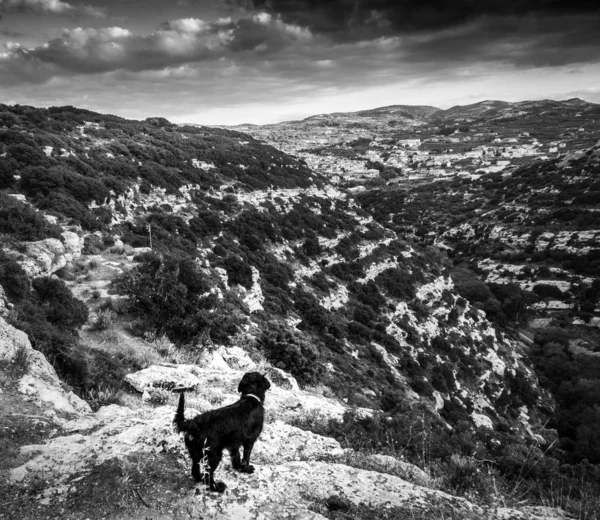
358,141,600,465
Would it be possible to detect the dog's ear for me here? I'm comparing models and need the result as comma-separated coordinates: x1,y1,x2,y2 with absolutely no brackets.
237,374,248,393
260,374,271,391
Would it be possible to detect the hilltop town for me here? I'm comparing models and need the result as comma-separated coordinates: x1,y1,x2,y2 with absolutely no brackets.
231,98,600,186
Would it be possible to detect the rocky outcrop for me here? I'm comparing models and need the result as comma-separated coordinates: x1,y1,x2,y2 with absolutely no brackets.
124,360,367,424
0,317,91,415
8,399,561,520
7,352,567,520
11,230,83,278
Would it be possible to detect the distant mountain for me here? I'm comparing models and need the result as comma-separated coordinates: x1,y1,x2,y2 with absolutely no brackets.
431,100,512,120
300,104,441,124
222,98,600,160
431,98,600,122
354,104,441,119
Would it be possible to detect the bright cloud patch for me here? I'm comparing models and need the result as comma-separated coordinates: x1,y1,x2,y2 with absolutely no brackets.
0,0,104,16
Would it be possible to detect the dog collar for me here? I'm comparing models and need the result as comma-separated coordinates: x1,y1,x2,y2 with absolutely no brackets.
244,394,263,406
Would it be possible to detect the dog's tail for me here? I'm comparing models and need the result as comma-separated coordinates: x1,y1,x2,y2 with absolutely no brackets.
173,391,191,433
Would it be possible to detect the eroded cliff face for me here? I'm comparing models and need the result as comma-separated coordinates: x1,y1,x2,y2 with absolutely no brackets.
0,317,90,417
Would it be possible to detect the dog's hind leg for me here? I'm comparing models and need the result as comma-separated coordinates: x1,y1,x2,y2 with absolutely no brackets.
206,446,227,493
240,440,255,474
188,438,204,482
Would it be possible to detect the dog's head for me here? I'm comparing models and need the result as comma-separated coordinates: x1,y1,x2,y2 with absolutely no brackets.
238,372,271,401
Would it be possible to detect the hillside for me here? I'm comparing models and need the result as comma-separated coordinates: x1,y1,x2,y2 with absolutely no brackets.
0,103,597,519
358,141,600,467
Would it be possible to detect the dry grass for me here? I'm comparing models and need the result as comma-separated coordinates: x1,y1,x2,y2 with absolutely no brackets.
82,328,161,369
12,343,30,371
90,309,115,331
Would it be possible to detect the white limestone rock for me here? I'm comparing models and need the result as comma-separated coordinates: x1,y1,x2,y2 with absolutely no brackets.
0,316,30,362
218,345,257,371
13,231,84,277
124,364,205,393
0,317,91,415
363,454,433,488
255,420,345,464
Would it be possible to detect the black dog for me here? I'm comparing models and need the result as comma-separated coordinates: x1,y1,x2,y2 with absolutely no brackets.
173,372,271,493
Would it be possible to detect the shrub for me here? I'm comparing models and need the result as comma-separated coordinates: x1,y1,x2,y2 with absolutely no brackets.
147,388,171,406
302,236,321,257
221,255,253,289
533,283,564,300
91,309,114,331
257,324,324,386
294,288,330,332
0,192,63,241
83,234,104,254
375,267,416,300
113,251,220,344
31,277,88,330
0,252,31,301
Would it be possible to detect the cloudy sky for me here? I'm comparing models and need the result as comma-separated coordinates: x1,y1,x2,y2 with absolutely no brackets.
1,0,599,125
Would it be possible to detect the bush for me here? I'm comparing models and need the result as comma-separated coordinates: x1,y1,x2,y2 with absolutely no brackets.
0,192,63,241
222,255,253,289
533,283,564,300
91,309,114,331
113,251,224,344
257,324,324,386
0,252,31,301
376,267,417,300
32,277,88,330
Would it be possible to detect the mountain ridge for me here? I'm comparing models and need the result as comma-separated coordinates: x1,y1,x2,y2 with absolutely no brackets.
211,97,598,129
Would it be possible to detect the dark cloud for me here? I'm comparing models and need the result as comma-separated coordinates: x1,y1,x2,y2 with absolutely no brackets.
230,0,600,39
398,14,600,68
0,13,313,83
1,29,26,36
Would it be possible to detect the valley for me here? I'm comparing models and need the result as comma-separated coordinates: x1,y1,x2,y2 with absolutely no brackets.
0,100,599,519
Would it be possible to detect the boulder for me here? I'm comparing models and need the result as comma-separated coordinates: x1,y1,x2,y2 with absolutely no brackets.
61,230,83,260
125,364,206,393
218,345,257,371
365,454,434,487
13,231,84,277
264,366,300,392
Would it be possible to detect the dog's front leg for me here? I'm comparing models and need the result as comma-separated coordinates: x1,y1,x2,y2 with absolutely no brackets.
230,443,243,471
240,440,255,474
